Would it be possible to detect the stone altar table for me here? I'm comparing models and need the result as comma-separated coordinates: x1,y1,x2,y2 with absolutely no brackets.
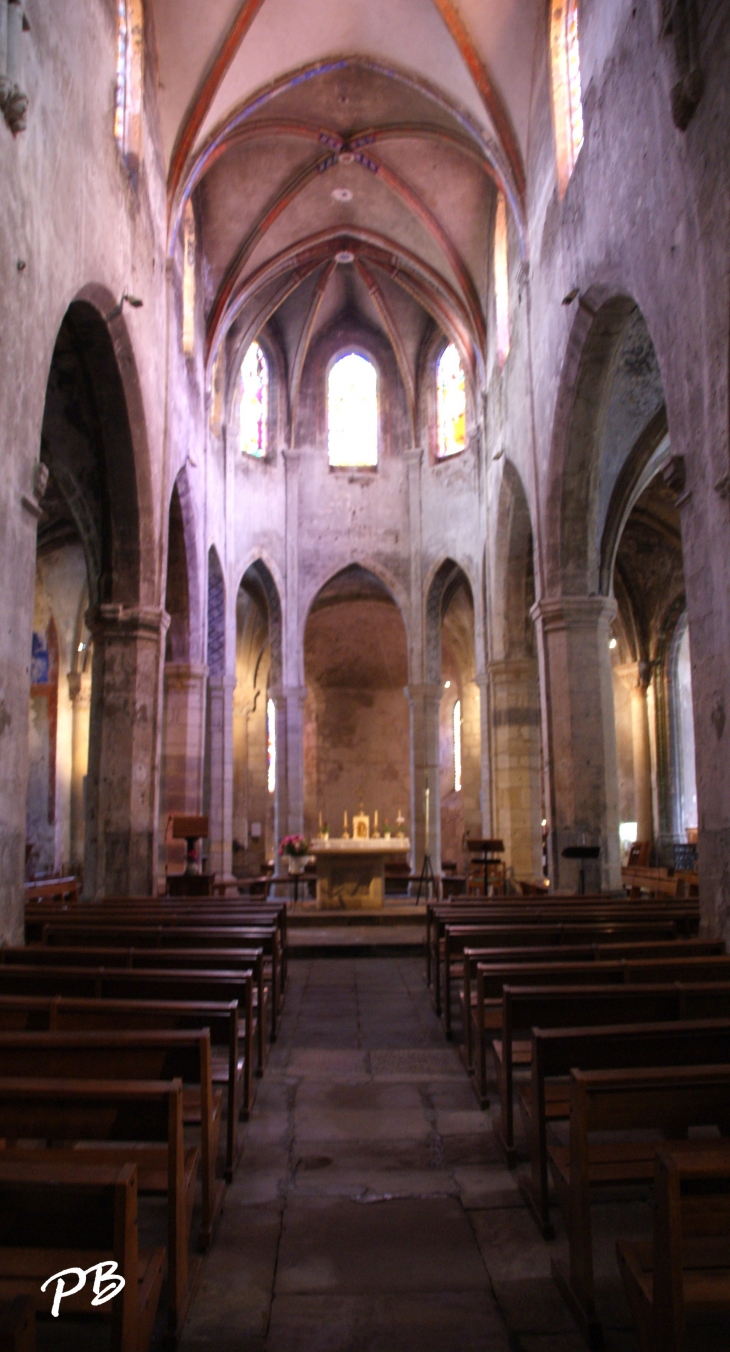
309,838,411,909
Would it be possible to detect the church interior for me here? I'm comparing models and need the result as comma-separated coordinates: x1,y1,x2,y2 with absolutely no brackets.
1,0,730,1348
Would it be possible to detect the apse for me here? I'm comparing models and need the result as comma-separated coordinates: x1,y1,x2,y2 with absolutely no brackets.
303,565,410,841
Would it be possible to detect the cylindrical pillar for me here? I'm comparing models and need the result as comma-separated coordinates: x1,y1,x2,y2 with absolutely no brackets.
67,667,92,875
207,674,235,880
405,683,442,881
531,596,621,893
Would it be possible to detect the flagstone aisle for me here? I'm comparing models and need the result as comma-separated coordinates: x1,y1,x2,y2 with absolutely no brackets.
179,958,642,1352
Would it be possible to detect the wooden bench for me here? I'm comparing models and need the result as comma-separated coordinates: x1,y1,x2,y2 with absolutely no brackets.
549,1064,730,1347
439,920,681,1032
0,1160,164,1352
473,956,730,1111
427,903,700,1003
40,924,283,1033
0,1030,223,1252
0,950,268,1072
524,1018,730,1239
0,992,252,1172
0,1297,34,1352
617,1141,730,1352
462,939,725,1080
0,1077,200,1340
24,878,78,906
0,967,265,1080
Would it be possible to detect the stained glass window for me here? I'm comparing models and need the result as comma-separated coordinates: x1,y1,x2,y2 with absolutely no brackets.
240,342,268,458
182,200,196,358
550,0,584,197
437,344,466,460
267,696,276,794
114,0,128,149
494,192,510,367
453,700,462,793
114,0,143,163
328,354,378,468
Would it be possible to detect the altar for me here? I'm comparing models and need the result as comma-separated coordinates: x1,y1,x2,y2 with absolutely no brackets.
309,837,411,909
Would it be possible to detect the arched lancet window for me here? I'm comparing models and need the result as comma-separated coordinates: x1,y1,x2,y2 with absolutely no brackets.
267,696,276,794
239,342,269,459
453,699,462,793
437,344,466,460
673,621,697,837
494,192,510,367
549,0,584,197
328,353,378,468
114,0,143,165
182,199,196,358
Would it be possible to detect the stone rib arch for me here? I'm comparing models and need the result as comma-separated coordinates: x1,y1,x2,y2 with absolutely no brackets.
493,459,536,662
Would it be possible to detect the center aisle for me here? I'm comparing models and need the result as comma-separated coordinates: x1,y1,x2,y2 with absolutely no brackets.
179,958,579,1352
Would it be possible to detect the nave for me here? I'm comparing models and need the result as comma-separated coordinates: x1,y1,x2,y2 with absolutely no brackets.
178,956,722,1352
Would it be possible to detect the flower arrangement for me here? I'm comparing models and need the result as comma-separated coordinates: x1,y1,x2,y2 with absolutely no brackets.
279,834,310,858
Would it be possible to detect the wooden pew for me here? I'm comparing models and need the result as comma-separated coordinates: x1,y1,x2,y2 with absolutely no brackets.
0,1297,34,1352
428,904,700,1005
0,1077,199,1340
24,878,78,906
0,992,252,1170
439,919,681,1031
0,968,265,1078
39,924,283,1033
0,1030,223,1252
462,939,725,1077
524,1018,730,1239
425,898,701,983
0,1161,164,1352
473,955,730,1110
490,980,730,1139
53,996,249,1169
617,1141,730,1352
549,1064,730,1347
0,949,268,1071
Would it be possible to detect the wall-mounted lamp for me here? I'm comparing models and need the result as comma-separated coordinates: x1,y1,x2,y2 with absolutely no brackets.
106,293,144,322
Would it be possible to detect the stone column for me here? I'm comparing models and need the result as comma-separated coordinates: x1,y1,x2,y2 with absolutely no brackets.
67,667,92,875
405,683,442,881
207,674,235,880
84,604,168,899
474,673,492,835
269,684,307,866
615,661,654,843
531,596,621,893
162,663,207,813
488,658,543,881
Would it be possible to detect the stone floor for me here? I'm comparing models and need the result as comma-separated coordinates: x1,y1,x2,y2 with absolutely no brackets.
178,957,711,1352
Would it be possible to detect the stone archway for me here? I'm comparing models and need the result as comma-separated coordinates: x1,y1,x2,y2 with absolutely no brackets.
31,298,163,900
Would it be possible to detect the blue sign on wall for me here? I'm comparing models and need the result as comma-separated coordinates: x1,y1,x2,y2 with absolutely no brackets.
31,631,49,685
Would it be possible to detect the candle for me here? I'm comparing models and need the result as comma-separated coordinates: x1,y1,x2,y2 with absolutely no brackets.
374,810,378,829
344,810,348,830
318,810,323,831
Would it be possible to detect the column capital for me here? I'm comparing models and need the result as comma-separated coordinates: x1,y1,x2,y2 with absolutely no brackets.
614,660,652,692
164,662,208,691
404,682,442,704
487,657,538,683
404,448,424,470
208,673,237,694
530,594,617,632
269,684,308,706
86,603,170,640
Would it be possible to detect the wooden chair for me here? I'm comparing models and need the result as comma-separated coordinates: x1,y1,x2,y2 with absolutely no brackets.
0,1162,164,1352
617,1141,730,1352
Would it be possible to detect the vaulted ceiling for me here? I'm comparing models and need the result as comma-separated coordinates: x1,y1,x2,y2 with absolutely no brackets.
150,0,540,401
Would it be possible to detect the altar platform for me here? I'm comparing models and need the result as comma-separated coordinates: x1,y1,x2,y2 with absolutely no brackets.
287,901,426,958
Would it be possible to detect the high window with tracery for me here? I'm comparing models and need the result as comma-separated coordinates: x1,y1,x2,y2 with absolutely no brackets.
549,0,584,198
267,696,276,794
453,700,462,793
114,0,143,168
437,344,466,460
182,200,196,358
328,353,378,468
494,193,510,367
239,342,269,459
